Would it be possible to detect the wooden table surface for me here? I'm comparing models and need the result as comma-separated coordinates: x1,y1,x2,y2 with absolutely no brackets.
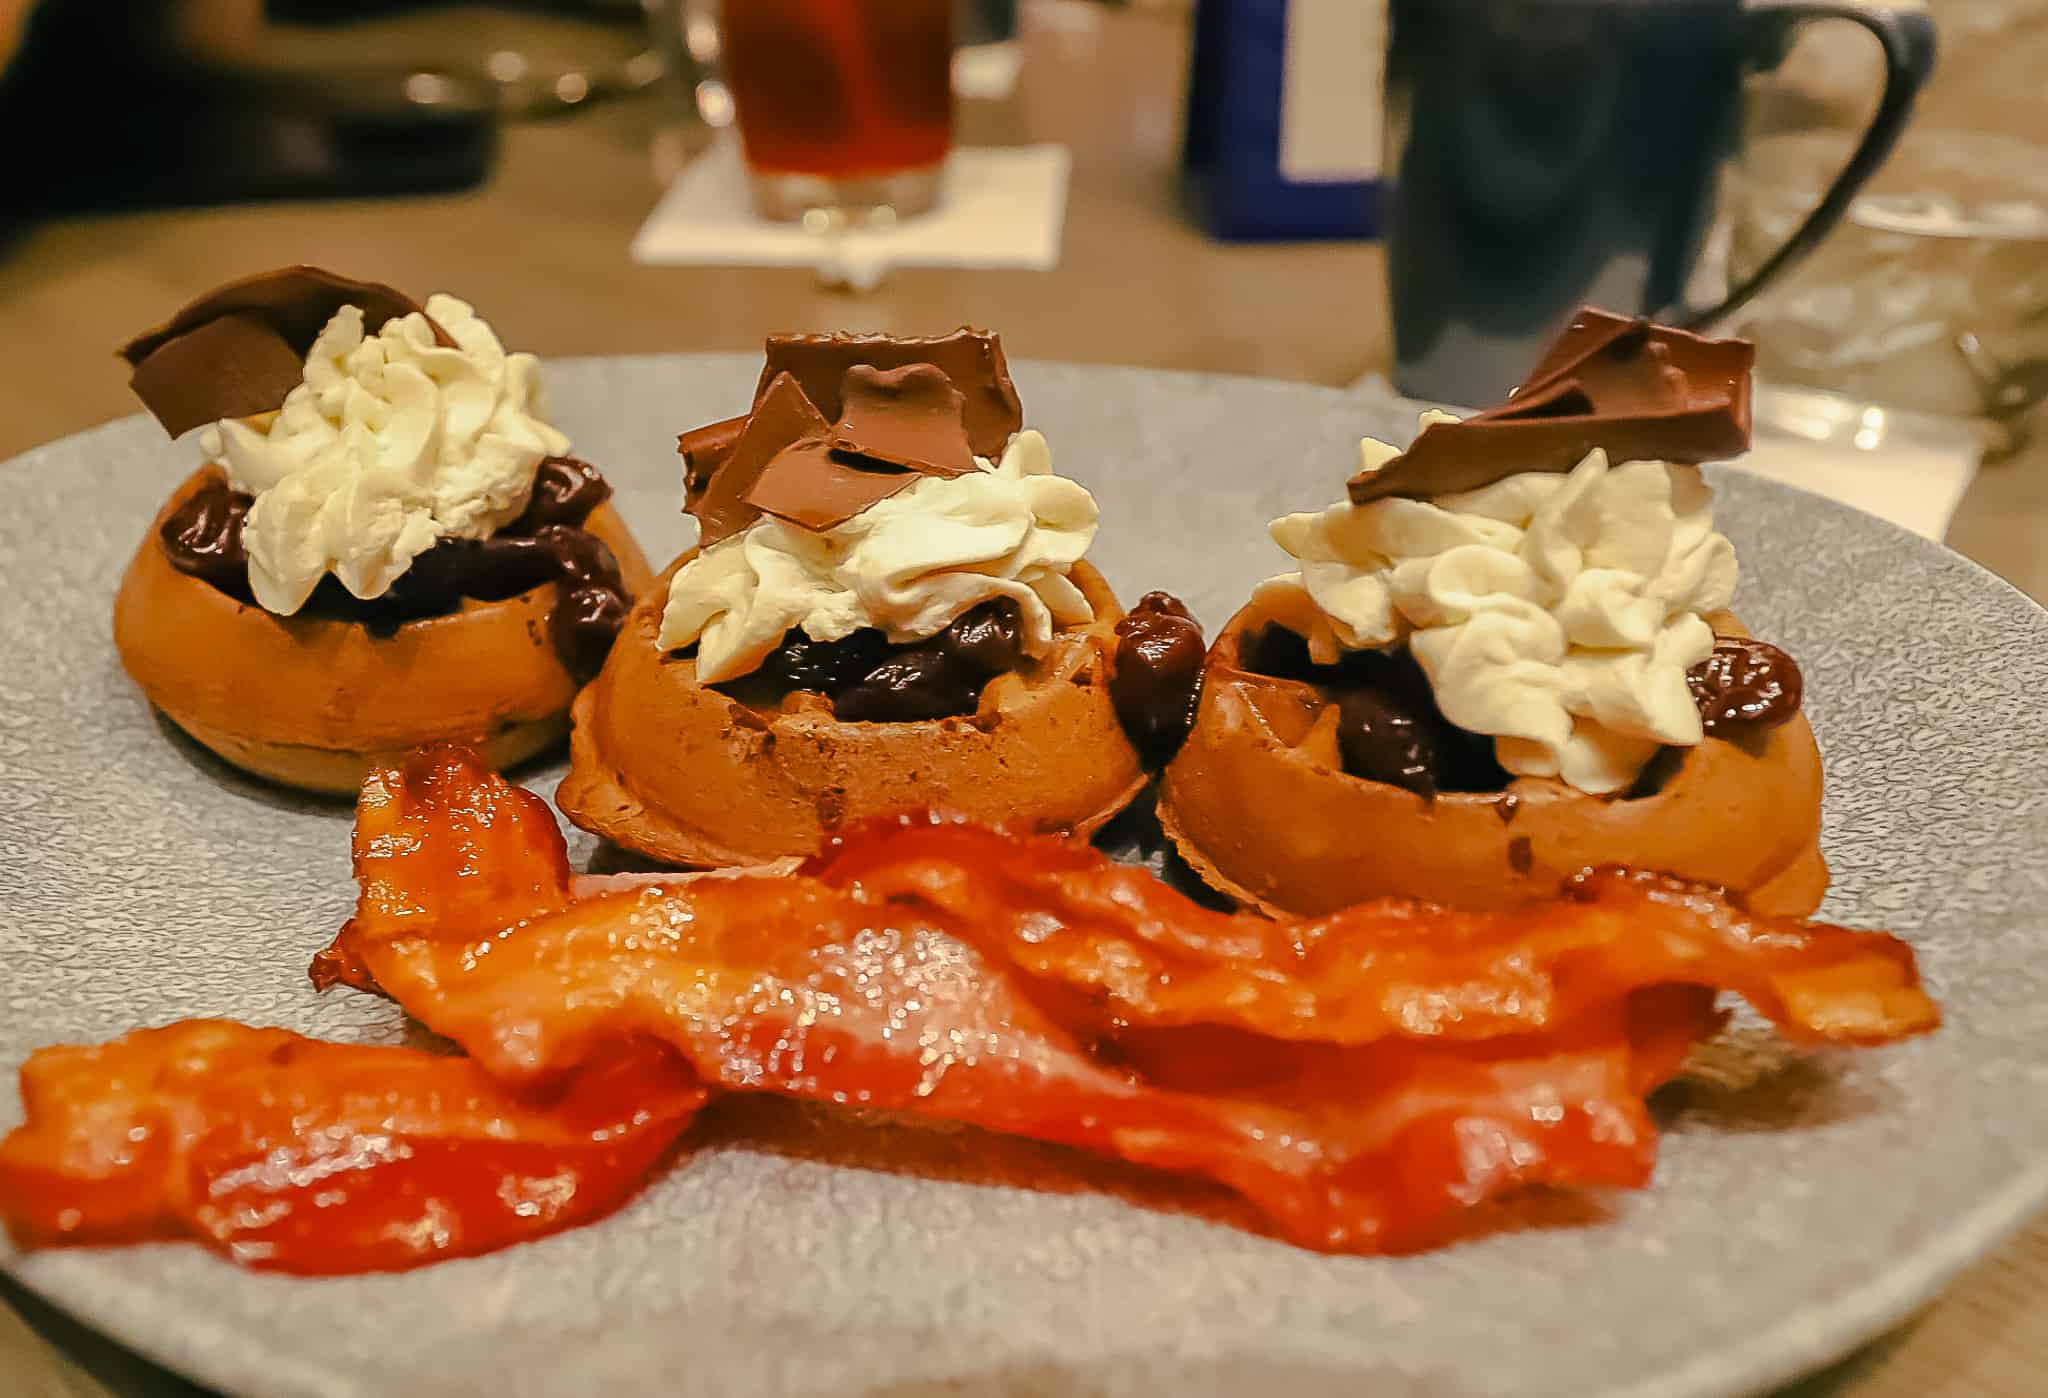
2,4,2043,1395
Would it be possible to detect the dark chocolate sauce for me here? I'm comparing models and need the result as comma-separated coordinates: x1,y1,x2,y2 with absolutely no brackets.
1334,686,1445,798
1110,592,1206,766
516,456,612,530
739,598,1028,723
1686,637,1803,736
834,648,989,723
159,473,251,591
551,580,631,680
1241,622,1807,798
157,456,629,676
1242,625,1510,797
760,627,894,697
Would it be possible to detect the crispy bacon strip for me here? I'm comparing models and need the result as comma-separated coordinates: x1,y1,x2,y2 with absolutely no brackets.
2,746,1938,1269
806,818,1940,1047
0,1021,704,1273
307,747,1850,1253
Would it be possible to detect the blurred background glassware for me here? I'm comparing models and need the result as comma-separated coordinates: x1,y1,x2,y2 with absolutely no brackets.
658,0,956,222
1382,0,1935,409
957,0,1020,48
1730,126,2048,457
0,0,675,215
647,0,1012,149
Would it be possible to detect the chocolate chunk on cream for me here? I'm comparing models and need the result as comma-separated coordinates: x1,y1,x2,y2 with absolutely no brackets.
678,414,750,510
128,314,308,441
691,373,833,546
756,329,1022,459
119,266,455,438
743,437,917,536
830,364,977,475
688,346,993,543
1347,309,1754,505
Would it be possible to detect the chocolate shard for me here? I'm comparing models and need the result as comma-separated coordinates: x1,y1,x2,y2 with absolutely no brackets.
678,413,750,510
119,266,454,438
829,364,977,476
126,314,308,441
691,373,833,547
119,266,448,366
756,329,1023,460
743,439,919,535
1347,309,1755,505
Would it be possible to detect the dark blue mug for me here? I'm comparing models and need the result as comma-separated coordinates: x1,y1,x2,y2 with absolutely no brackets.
1386,0,1937,405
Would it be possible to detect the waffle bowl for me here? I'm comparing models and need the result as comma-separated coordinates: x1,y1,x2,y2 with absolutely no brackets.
1159,595,1829,918
114,466,656,795
557,560,1148,867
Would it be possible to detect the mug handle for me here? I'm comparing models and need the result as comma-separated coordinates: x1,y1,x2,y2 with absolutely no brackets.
1676,2,1937,329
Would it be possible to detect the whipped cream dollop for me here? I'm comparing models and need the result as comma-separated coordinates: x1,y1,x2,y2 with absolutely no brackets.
1256,419,1738,795
199,295,569,615
660,429,1098,684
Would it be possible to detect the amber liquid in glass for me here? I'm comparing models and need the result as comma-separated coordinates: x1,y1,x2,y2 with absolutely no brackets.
723,0,954,182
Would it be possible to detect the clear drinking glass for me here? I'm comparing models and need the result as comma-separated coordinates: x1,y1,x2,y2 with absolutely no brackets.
1729,126,2048,454
713,0,956,222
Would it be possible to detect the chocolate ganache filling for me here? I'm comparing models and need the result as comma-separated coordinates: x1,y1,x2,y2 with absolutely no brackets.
1243,625,1509,799
1241,626,1805,797
722,598,1029,722
159,456,630,676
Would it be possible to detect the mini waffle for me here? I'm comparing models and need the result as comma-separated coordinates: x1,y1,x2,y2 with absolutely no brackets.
115,467,656,795
1159,594,1828,917
557,560,1147,866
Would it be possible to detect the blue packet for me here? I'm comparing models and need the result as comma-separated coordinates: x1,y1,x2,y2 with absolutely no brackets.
1182,0,1389,241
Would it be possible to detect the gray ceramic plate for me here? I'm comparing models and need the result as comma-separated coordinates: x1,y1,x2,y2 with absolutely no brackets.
4,357,2047,1398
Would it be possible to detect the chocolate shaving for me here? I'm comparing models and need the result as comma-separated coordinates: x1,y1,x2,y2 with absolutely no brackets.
688,344,1003,543
757,329,1022,460
744,438,917,535
740,362,981,533
678,413,749,510
693,373,833,547
830,364,977,475
127,314,308,440
119,266,455,438
1347,309,1755,505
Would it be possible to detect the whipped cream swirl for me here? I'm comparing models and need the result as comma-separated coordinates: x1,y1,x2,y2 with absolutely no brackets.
200,295,569,615
660,430,1098,684
1256,422,1738,794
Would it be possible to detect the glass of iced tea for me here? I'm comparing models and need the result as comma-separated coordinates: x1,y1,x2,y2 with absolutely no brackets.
720,0,955,221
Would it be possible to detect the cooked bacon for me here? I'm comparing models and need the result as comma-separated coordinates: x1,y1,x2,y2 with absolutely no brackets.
805,817,1940,1047
306,746,1928,1253
1,745,1939,1270
337,877,1699,1253
0,1020,703,1273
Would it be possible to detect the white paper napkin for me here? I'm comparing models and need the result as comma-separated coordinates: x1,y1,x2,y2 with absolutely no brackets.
631,142,1071,285
953,41,1025,101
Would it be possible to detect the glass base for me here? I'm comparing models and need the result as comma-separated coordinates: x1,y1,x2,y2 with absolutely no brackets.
747,164,944,222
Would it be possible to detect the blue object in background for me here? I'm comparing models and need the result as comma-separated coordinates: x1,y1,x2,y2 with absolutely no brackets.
1182,0,1387,241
